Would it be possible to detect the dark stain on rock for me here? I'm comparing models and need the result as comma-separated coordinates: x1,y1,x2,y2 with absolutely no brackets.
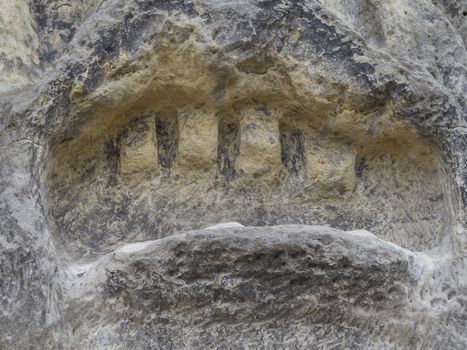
104,139,119,187
236,53,275,74
155,116,178,174
105,269,128,296
280,123,305,176
218,119,240,181
254,0,376,86
355,157,368,179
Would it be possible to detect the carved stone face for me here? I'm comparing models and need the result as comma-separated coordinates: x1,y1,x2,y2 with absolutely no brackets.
1,0,466,348
42,5,464,345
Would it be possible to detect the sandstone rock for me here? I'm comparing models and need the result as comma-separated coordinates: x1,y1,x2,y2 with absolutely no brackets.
119,116,158,177
0,0,466,349
304,136,357,197
64,225,425,349
175,108,218,174
237,106,282,182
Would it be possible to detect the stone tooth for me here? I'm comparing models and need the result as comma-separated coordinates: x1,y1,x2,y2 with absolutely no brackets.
237,107,282,182
174,110,218,174
118,116,158,177
304,136,357,197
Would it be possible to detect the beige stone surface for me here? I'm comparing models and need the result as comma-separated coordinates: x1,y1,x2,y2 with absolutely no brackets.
175,109,218,174
237,107,282,182
0,0,40,93
305,137,357,197
119,116,158,177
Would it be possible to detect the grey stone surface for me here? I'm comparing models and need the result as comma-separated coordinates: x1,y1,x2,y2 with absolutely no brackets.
0,0,466,348
64,225,429,349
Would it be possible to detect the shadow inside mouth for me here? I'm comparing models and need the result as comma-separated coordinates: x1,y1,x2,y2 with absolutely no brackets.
46,101,454,259
44,53,457,259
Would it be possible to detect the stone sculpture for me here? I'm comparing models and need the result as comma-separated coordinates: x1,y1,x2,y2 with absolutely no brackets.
0,0,466,348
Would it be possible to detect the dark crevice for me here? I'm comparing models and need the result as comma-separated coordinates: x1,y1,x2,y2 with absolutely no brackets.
155,115,178,176
280,121,305,176
103,139,119,187
217,118,240,181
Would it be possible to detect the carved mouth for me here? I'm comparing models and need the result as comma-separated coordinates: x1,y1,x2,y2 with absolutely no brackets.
43,46,456,259
46,98,452,258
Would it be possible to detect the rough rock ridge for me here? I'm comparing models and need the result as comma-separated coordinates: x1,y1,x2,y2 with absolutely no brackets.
0,0,466,349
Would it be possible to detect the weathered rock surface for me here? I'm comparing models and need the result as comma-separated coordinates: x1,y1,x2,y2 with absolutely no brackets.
64,225,429,349
0,0,466,348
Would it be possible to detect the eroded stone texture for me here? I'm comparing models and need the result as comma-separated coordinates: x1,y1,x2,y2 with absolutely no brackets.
175,109,218,174
237,106,282,182
1,0,467,349
304,136,357,197
64,225,426,349
119,116,158,177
